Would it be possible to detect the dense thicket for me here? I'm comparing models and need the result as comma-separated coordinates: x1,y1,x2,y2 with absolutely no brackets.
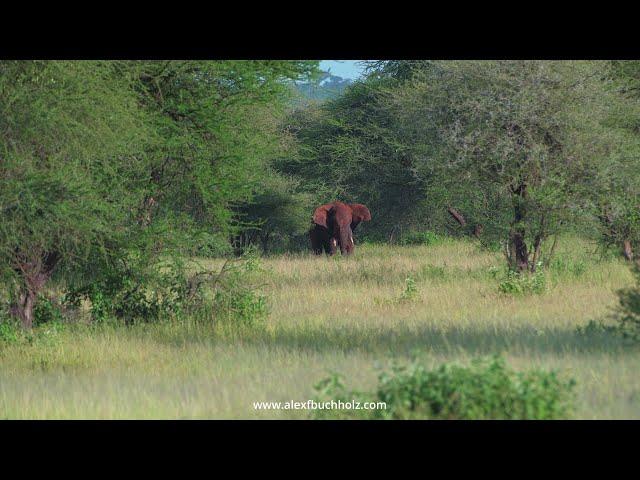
0,60,317,326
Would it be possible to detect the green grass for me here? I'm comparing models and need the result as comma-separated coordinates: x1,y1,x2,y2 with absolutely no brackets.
1,237,639,419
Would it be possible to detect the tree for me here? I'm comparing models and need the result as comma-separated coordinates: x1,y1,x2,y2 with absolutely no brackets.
0,60,319,327
0,61,150,327
126,61,319,256
383,61,622,271
594,61,640,260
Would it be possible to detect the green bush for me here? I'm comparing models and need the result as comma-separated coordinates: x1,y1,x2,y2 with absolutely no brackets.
499,270,547,295
33,296,65,326
63,259,191,324
399,231,444,246
614,262,640,341
398,277,419,302
0,320,20,344
313,356,576,420
210,251,269,327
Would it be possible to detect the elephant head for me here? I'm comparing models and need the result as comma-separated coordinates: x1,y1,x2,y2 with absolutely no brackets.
309,201,371,255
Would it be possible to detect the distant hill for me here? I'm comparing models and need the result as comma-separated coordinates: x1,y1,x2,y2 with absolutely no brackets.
295,71,353,102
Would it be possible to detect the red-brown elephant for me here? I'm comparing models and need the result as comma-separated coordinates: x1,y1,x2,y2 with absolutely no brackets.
309,201,371,255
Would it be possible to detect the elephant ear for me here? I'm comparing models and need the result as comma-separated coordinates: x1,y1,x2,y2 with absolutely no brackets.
312,203,334,228
350,204,372,223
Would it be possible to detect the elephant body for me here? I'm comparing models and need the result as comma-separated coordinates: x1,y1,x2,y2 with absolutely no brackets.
309,201,371,255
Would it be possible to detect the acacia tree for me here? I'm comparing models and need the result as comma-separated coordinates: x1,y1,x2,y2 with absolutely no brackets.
594,61,640,260
0,61,319,327
0,61,150,327
384,61,620,271
124,61,319,256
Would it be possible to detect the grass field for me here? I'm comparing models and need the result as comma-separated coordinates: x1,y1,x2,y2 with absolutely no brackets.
1,238,639,419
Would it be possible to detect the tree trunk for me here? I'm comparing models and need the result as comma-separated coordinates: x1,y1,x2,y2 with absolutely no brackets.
10,290,36,329
509,230,529,272
388,225,398,245
530,234,542,273
9,250,60,328
623,239,633,261
509,183,529,272
261,232,270,254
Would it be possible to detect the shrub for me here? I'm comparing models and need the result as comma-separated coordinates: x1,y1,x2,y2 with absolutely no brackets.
63,259,191,324
0,320,20,344
33,295,65,326
498,269,547,295
398,277,419,302
399,231,443,246
313,356,576,420
210,251,269,327
613,262,640,341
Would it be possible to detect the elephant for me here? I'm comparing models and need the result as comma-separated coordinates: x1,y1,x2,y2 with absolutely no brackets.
309,201,371,255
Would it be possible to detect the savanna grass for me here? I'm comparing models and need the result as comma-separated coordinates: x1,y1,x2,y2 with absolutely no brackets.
1,237,639,419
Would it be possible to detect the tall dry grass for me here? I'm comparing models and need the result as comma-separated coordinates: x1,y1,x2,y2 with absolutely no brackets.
1,237,638,419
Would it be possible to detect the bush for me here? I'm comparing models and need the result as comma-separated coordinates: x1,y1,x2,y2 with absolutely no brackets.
209,251,269,327
313,356,576,420
399,231,444,246
0,320,20,344
499,269,547,295
63,259,192,324
398,277,419,302
613,262,640,341
33,295,65,326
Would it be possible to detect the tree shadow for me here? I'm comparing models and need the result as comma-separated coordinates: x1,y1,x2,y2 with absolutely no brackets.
242,322,636,357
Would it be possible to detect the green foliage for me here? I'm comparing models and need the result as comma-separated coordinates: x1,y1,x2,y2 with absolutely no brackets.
614,262,640,341
235,173,314,254
313,356,576,420
398,231,444,246
498,269,547,295
285,60,634,267
0,321,20,344
0,61,150,285
210,252,269,327
127,60,320,255
0,60,318,326
63,258,190,324
33,296,64,326
398,277,418,302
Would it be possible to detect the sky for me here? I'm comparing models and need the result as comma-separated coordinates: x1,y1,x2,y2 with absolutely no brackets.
319,60,367,80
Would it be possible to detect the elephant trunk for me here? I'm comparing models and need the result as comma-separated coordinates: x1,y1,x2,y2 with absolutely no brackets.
339,224,355,255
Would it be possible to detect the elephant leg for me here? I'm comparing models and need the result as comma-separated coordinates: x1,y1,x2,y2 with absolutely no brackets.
309,227,324,255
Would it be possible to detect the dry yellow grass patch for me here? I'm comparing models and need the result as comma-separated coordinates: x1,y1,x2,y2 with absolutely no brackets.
1,238,639,419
